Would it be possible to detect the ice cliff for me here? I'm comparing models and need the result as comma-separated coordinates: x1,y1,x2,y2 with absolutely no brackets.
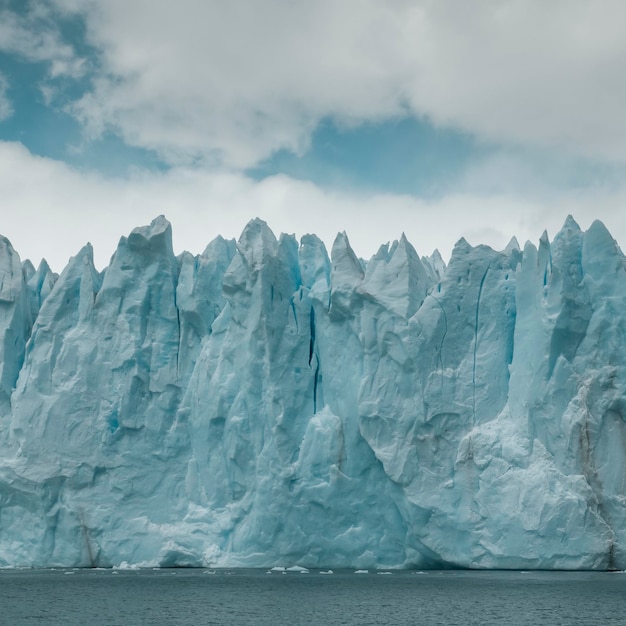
0,214,625,570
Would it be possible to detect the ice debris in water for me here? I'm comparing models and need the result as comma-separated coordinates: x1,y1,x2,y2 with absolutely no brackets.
0,215,625,570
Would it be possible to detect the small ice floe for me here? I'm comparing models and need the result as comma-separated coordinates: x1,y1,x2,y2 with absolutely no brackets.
377,571,392,575
319,570,334,575
113,561,140,571
287,566,309,574
64,571,75,575
111,571,119,575
354,570,368,574
203,570,217,575
414,571,428,575
265,570,272,574
271,566,286,572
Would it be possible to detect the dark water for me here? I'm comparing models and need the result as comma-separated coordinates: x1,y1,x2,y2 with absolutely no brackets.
1,568,625,625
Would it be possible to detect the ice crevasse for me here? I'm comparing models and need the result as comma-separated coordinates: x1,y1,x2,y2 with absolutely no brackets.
0,214,625,570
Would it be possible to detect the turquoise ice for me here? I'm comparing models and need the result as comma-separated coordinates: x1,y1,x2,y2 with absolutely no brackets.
0,215,624,569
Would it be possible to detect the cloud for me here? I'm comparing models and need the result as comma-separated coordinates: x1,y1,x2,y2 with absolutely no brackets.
404,1,626,162
40,0,626,168
2,141,626,274
0,74,12,120
0,4,84,77
66,0,414,167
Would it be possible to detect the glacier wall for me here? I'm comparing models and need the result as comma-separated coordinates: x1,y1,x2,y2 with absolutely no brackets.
0,215,625,569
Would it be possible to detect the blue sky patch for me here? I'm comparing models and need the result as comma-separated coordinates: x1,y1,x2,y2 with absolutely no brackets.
249,117,490,199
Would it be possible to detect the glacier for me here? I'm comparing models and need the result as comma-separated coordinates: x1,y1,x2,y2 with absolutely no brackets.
0,214,625,569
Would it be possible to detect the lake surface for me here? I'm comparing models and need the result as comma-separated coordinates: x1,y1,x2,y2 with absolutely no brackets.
1,568,624,625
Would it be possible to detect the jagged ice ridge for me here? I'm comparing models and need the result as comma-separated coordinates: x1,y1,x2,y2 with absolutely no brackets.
0,215,625,569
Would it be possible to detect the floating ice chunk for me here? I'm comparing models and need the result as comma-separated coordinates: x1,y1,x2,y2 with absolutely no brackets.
287,565,309,572
113,562,140,570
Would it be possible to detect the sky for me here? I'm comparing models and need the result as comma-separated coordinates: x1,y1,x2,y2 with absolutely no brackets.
2,0,626,272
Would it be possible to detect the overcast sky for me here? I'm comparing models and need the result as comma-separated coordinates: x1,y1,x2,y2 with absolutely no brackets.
1,0,626,271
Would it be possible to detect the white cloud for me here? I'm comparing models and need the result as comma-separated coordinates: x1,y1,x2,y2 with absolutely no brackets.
67,0,414,167
49,0,626,168
404,1,626,162
0,74,12,120
0,5,84,77
1,141,625,274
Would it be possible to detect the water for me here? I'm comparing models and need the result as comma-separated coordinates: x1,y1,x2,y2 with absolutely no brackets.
1,568,625,625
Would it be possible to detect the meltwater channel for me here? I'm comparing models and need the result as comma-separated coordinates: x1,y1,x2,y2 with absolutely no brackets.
1,568,625,625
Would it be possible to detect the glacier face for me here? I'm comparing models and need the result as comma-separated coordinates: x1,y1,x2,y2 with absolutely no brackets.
0,215,625,569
